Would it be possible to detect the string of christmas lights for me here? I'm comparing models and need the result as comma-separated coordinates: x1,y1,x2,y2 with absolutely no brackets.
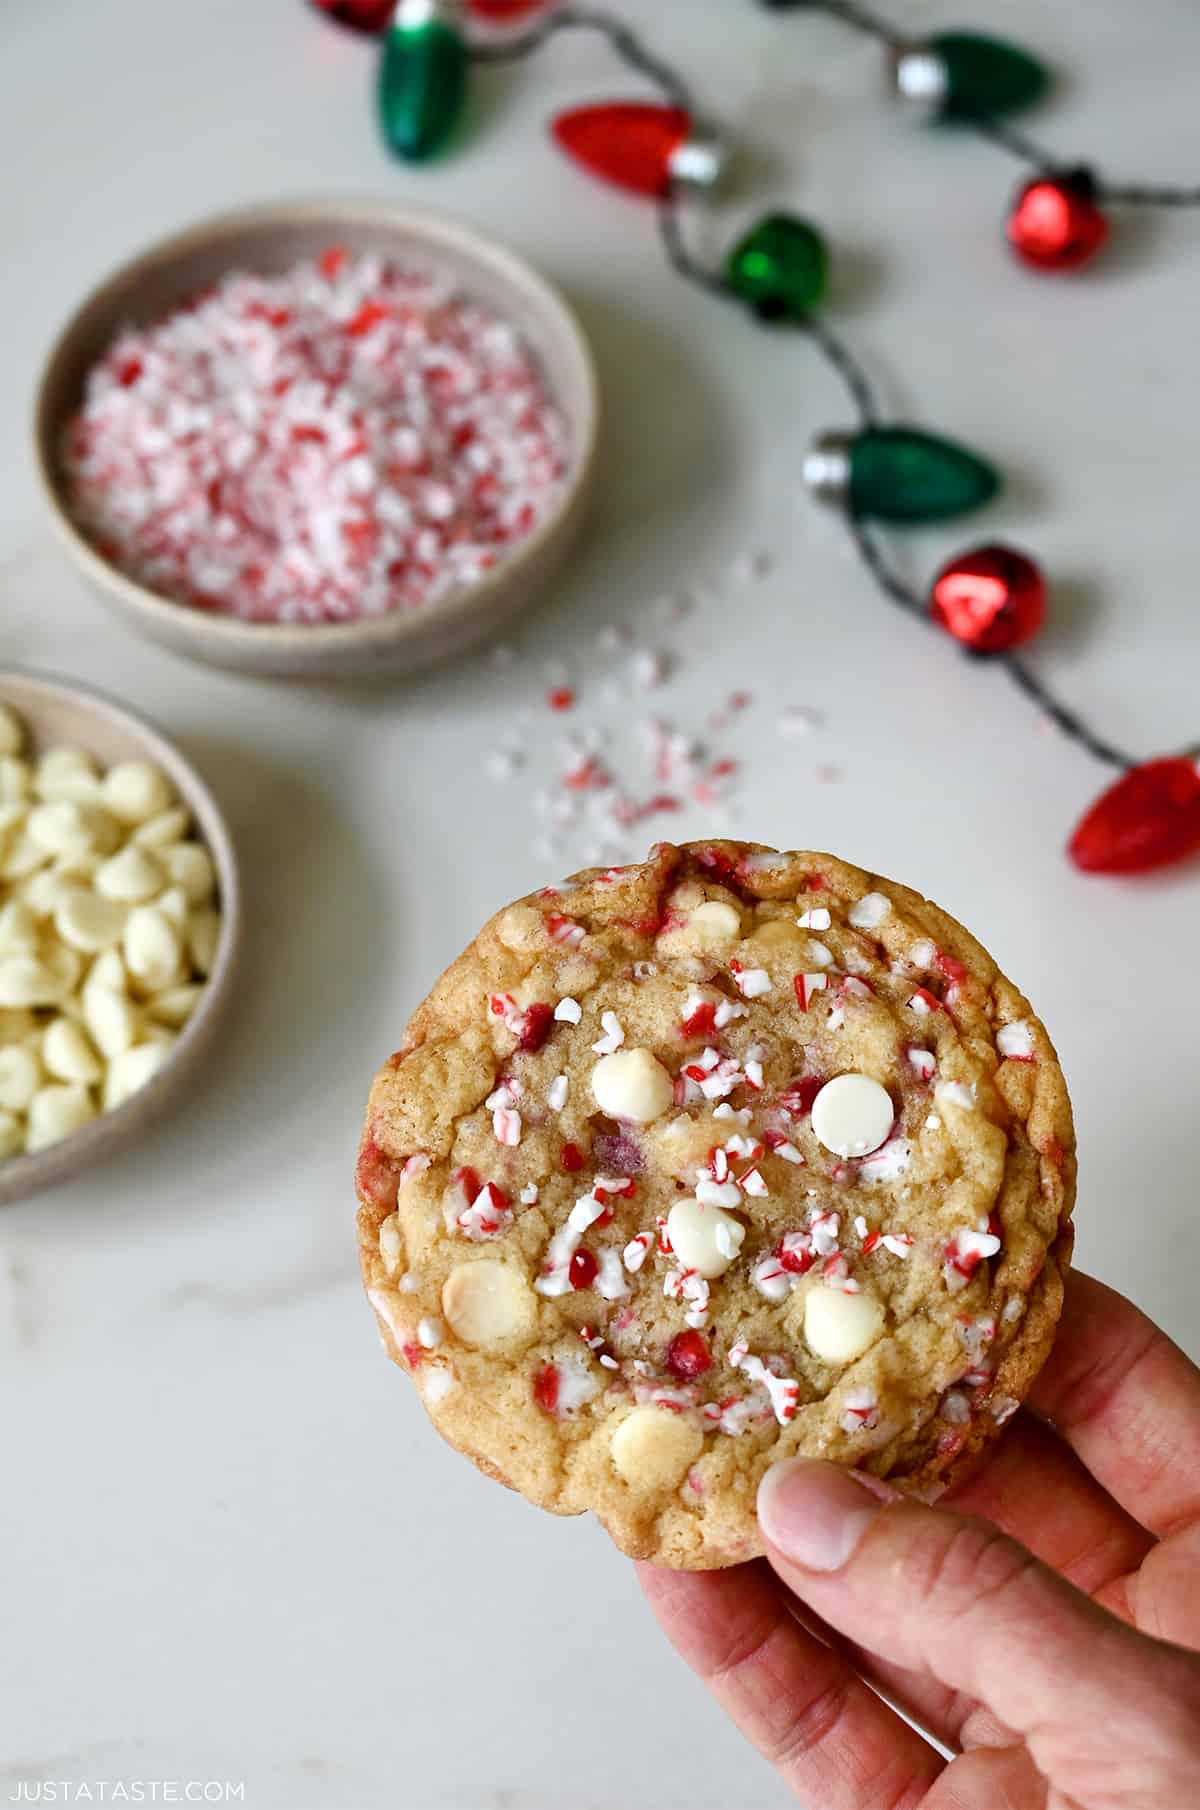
307,0,1200,876
763,0,1200,272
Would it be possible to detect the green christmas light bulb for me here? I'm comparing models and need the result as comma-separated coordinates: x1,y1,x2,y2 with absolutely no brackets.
804,426,1000,524
378,0,468,161
725,213,828,318
894,31,1048,122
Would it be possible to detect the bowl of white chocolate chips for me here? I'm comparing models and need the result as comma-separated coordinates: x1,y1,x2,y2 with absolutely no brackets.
0,670,239,1204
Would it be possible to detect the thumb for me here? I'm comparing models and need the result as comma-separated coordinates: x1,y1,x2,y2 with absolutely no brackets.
758,1459,1200,1801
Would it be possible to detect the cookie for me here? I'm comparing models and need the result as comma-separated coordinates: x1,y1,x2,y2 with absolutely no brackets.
356,841,1075,1568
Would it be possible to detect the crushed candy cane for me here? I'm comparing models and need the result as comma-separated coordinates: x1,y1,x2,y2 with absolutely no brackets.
64,252,569,624
729,1345,800,1425
997,1020,1035,1061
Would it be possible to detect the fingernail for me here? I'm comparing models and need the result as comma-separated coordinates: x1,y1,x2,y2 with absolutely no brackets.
757,1459,893,1572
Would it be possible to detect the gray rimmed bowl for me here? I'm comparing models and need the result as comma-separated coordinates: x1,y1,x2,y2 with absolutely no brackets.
32,199,599,681
0,670,241,1205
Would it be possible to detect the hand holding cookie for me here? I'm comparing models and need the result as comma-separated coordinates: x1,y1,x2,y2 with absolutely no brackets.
640,1270,1200,1809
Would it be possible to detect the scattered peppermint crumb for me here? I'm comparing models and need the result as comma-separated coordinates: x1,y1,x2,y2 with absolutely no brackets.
485,750,522,782
730,550,770,582
631,649,668,689
778,704,822,738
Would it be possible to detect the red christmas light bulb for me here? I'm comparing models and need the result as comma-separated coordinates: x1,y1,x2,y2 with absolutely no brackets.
1069,758,1200,874
309,0,396,33
551,103,694,198
1008,169,1109,271
930,544,1046,653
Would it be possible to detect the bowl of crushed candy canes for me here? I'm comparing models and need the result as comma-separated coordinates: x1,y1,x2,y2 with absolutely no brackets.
32,199,599,680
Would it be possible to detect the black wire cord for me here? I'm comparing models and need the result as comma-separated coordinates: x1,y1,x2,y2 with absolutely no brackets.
667,193,1138,767
760,0,902,49
781,0,1200,207
471,4,1142,772
469,5,692,112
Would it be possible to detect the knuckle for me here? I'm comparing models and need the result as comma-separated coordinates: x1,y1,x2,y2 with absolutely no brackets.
898,1513,1033,1629
766,1670,857,1773
703,1617,777,1690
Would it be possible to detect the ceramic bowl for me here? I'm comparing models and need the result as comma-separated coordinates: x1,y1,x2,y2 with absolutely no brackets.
32,199,599,680
0,669,241,1205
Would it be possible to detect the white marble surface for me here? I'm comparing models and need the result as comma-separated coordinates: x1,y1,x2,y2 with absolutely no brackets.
3,2,1199,1806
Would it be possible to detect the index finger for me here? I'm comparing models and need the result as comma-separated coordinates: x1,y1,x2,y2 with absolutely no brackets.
637,1560,943,1810
1028,1271,1200,1537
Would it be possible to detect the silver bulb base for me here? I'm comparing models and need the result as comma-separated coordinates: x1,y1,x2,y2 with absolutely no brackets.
395,0,457,28
891,43,950,118
668,129,727,193
803,432,854,506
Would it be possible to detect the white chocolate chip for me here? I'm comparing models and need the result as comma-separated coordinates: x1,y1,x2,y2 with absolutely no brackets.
0,1043,42,1111
132,807,190,848
1,831,50,881
688,900,741,942
94,845,164,903
804,1285,885,1365
103,1040,173,1110
27,1083,96,1151
0,757,32,803
811,1074,894,1159
0,899,39,953
441,1260,536,1350
85,948,128,996
610,1405,703,1490
26,801,118,860
101,761,174,824
139,1022,177,1050
54,889,128,953
158,841,215,904
155,885,190,929
123,907,182,992
34,748,101,803
19,864,76,917
82,986,141,1060
848,892,891,930
146,984,205,1029
0,946,80,1008
43,1017,104,1085
591,1047,673,1122
0,704,25,758
553,995,581,1024
665,1197,746,1279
